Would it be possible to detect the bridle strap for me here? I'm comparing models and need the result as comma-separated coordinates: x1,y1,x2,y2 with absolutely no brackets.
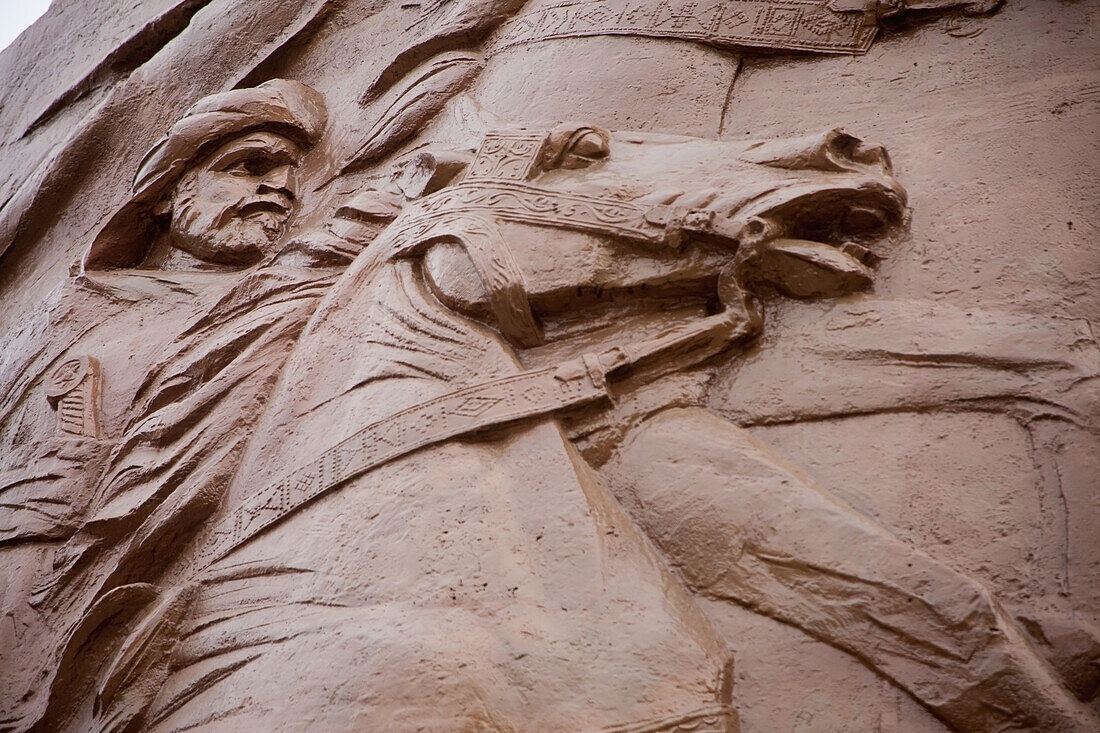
191,351,614,572
395,181,674,248
418,215,544,346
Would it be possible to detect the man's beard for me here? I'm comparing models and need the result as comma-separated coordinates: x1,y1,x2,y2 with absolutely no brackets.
171,195,290,265
216,205,287,250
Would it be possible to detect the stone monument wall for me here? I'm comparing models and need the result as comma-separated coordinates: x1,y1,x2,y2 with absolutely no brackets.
0,2,1096,731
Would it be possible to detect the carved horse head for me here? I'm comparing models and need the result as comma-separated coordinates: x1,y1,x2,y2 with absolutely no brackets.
363,124,906,371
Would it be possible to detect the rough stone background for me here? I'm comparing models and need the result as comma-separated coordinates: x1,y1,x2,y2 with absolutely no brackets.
1,2,1096,730
706,4,1099,728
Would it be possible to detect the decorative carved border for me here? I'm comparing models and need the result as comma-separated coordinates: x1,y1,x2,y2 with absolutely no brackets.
466,130,550,182
485,0,878,57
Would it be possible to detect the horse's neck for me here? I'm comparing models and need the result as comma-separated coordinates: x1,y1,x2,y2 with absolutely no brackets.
218,257,523,512
345,260,521,416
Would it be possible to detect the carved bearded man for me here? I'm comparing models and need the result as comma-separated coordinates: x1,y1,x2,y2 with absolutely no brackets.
0,79,381,732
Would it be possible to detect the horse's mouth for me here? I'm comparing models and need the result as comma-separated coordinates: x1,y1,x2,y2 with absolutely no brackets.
630,177,905,300
740,179,904,242
713,178,907,299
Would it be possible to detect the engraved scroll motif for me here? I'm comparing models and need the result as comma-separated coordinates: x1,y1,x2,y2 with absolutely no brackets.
44,356,102,439
395,182,664,248
486,0,880,57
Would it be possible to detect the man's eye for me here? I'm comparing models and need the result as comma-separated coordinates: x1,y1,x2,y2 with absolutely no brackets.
225,157,272,175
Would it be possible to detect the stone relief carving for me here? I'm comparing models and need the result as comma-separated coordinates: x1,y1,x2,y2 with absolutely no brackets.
83,79,327,271
1,1,1097,732
204,119,1088,732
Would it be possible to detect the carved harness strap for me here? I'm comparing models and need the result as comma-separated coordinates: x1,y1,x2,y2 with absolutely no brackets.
416,213,544,347
193,322,754,572
193,353,614,572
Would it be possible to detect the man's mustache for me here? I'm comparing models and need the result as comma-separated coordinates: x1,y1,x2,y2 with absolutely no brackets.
233,194,292,219
212,193,293,228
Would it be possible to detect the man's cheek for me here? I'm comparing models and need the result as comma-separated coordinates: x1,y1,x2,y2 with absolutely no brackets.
201,175,255,212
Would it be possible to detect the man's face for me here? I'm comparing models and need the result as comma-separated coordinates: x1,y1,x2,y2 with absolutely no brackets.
168,131,302,266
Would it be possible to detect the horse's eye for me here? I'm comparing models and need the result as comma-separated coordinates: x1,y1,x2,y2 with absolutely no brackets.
542,125,611,171
569,131,609,161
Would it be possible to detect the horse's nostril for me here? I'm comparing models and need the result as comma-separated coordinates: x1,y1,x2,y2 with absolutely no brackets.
737,216,780,246
841,241,880,266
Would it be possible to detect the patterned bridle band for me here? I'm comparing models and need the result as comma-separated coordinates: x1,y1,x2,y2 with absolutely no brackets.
390,129,723,254
392,181,719,253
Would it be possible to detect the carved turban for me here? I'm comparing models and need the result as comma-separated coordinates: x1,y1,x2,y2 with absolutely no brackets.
84,78,327,270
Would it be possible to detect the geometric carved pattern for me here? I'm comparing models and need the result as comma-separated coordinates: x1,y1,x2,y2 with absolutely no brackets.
392,182,667,250
192,355,613,572
465,131,549,182
486,0,879,57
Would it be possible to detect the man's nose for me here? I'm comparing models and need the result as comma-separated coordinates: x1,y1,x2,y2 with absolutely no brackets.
258,164,294,194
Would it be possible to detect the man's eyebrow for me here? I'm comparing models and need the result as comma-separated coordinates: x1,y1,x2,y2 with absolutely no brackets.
209,137,299,166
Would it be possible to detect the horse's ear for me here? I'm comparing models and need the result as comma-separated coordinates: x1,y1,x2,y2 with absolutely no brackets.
316,188,406,252
334,189,404,222
393,148,474,199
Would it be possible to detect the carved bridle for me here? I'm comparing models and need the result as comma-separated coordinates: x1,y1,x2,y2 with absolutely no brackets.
386,128,737,346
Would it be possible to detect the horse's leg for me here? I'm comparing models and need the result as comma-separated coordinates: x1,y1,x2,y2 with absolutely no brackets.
598,405,1098,733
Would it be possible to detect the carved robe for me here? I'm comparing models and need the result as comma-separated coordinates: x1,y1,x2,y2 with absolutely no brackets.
0,261,345,732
